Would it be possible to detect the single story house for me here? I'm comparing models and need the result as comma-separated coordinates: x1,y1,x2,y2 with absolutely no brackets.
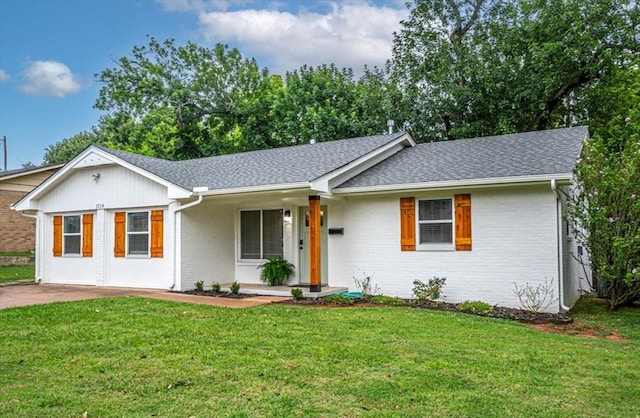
12,127,590,312
1,163,64,253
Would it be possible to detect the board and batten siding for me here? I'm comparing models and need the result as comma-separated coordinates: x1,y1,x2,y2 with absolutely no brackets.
37,165,174,288
328,185,563,312
177,202,236,291
36,165,169,213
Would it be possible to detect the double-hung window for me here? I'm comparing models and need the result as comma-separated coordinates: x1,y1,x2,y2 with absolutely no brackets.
417,198,454,249
63,215,81,255
127,211,149,255
240,209,283,260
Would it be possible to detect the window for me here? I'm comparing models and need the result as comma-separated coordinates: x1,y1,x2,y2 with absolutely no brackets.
63,215,81,255
240,209,283,259
418,199,453,247
127,211,149,255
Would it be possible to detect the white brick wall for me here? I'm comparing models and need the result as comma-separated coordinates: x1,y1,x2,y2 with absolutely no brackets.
178,202,235,290
328,185,563,312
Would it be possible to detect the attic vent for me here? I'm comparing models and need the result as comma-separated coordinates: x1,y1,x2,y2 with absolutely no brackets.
310,138,316,144
387,119,395,134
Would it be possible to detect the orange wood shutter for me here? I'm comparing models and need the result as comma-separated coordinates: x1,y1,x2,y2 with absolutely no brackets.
400,197,416,251
82,214,94,257
114,212,126,257
53,216,62,257
455,194,472,251
150,210,164,258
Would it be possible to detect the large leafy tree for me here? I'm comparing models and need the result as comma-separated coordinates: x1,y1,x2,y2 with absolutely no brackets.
391,0,640,141
94,37,268,160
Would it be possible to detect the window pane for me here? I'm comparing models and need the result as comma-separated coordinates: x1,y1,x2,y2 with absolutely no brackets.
419,223,453,244
128,234,149,255
263,209,283,259
241,211,261,259
64,235,81,254
128,212,148,232
64,215,81,233
419,199,452,221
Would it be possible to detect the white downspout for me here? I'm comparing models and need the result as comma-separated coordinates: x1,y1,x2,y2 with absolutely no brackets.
551,179,571,312
170,194,204,289
20,211,41,283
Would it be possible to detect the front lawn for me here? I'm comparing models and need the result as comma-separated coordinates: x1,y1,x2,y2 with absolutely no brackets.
1,298,638,417
0,265,34,284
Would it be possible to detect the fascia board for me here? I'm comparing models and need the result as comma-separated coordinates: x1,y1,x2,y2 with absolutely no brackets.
197,182,311,197
333,173,574,195
310,133,415,193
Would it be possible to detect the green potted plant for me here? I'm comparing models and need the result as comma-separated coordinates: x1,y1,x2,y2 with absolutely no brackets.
259,256,295,286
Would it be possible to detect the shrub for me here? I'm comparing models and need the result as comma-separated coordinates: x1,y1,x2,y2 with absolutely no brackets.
291,288,303,300
259,256,295,286
371,295,405,306
458,300,493,313
211,282,221,294
230,281,240,295
412,277,446,302
352,272,380,299
513,278,557,313
194,280,204,292
322,294,354,304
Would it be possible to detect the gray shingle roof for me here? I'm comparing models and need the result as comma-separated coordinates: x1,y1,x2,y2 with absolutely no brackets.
97,132,406,191
337,126,588,189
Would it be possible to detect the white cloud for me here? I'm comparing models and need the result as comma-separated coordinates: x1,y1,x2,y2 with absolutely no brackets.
20,60,82,97
194,1,408,74
0,69,9,81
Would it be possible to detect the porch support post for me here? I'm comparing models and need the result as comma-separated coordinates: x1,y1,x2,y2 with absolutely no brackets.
308,195,322,292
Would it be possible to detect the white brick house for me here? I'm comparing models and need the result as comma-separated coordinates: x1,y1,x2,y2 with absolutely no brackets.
12,127,590,312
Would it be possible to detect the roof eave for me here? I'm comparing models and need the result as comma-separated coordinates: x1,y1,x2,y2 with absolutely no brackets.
333,173,574,195
195,182,311,197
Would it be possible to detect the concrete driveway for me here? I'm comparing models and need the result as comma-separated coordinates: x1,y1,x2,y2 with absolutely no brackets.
0,283,290,310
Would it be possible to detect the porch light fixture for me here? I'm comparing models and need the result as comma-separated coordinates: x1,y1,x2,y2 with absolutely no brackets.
283,210,292,223
91,173,100,181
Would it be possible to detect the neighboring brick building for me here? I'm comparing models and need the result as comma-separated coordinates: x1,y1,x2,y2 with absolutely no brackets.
0,164,63,252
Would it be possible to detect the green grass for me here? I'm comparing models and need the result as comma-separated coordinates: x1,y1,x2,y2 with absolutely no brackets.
0,265,34,284
0,252,35,257
1,298,639,417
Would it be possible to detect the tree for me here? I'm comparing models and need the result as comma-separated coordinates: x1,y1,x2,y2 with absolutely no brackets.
568,65,640,310
43,130,104,164
94,37,268,160
391,0,640,141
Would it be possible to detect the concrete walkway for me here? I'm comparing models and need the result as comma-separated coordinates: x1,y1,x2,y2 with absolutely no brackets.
0,283,291,310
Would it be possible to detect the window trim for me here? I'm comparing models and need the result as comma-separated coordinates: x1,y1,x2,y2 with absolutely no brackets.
126,210,150,257
238,208,284,261
62,214,82,256
416,197,455,251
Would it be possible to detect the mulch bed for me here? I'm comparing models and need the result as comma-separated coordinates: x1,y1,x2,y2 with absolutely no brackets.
279,298,573,324
179,290,254,299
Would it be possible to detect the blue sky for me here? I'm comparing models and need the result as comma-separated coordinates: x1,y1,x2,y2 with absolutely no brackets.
0,0,408,170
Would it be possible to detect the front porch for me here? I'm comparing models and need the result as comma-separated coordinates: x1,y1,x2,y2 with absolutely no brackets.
219,283,348,299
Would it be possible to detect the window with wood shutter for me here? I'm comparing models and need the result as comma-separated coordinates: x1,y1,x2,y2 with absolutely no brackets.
82,214,93,257
454,194,472,251
53,216,62,257
53,214,93,257
114,210,164,258
400,197,416,251
400,195,472,251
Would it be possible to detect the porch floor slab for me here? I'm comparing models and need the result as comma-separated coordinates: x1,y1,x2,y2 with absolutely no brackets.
219,283,348,299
